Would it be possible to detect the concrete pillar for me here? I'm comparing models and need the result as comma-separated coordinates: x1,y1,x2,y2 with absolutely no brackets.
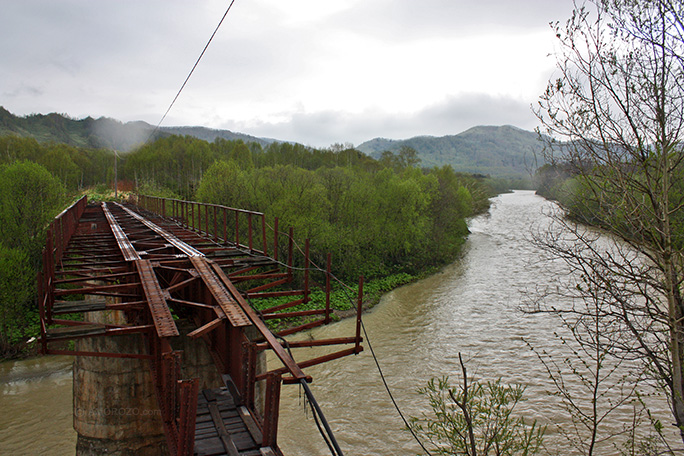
73,314,224,456
73,311,166,456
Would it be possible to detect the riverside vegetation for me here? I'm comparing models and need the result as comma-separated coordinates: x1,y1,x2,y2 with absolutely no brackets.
0,133,494,358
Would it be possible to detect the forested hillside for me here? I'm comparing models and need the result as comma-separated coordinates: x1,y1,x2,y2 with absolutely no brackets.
1,108,543,180
0,107,269,152
124,136,492,279
358,125,544,177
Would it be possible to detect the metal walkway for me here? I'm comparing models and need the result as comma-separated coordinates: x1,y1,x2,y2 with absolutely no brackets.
38,195,364,456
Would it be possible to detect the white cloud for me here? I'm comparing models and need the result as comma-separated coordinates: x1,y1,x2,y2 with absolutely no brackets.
0,0,572,146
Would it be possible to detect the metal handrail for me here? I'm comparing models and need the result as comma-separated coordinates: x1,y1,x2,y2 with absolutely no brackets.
38,195,88,352
137,195,269,254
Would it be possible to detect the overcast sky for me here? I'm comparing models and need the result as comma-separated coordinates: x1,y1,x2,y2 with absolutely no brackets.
1,0,575,148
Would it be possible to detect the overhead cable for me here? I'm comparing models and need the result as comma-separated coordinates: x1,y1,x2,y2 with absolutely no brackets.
148,0,238,142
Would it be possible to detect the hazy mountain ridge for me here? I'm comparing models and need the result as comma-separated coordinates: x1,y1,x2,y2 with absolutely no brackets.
0,107,543,176
357,125,544,177
0,107,271,152
160,126,274,148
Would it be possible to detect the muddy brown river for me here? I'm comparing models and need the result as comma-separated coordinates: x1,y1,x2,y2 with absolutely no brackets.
0,191,678,455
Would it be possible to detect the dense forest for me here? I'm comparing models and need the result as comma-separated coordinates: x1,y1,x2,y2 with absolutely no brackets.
0,133,496,357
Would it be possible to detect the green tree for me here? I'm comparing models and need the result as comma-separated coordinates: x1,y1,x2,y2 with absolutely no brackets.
37,145,80,189
0,161,65,252
380,146,421,171
196,160,251,209
0,161,65,357
0,246,36,354
409,354,545,456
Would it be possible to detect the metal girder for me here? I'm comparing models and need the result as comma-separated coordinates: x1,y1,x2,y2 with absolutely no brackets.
114,202,204,258
189,256,251,328
102,202,141,261
135,259,179,338
39,196,367,456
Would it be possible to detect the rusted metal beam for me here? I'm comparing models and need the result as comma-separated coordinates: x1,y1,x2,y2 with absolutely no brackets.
189,256,251,328
166,297,223,313
209,261,308,381
55,266,129,276
245,289,305,299
58,259,127,269
135,259,179,338
356,276,364,354
325,253,332,324
265,347,360,383
165,276,199,294
262,372,282,448
54,270,138,285
228,272,288,283
186,318,223,339
276,319,326,337
115,203,204,258
245,278,289,294
54,282,139,296
260,309,326,320
255,336,359,350
259,298,305,315
177,379,199,456
102,202,141,261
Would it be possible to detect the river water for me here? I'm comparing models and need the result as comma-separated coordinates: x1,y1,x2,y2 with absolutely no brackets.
0,190,677,455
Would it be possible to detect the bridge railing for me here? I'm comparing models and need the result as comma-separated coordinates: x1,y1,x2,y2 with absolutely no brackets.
137,195,271,255
37,195,88,351
136,194,328,323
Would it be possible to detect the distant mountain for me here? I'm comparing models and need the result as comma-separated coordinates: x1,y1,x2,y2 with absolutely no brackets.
357,125,545,177
0,107,272,152
160,126,274,148
0,108,545,176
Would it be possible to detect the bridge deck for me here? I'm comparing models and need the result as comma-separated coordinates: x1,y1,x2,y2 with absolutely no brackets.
195,383,275,456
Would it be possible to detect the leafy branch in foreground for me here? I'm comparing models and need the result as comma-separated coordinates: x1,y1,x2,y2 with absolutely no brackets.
408,353,545,456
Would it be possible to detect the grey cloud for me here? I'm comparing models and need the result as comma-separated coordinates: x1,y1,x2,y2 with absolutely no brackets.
234,93,538,148
3,84,44,99
1,1,559,147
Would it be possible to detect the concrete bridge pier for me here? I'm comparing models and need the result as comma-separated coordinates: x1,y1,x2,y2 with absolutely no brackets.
73,313,223,456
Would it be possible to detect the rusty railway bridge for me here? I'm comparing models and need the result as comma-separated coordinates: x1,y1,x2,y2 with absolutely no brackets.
38,195,364,456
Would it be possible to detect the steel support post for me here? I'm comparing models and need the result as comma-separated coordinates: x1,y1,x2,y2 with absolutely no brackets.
273,217,279,262
304,239,310,303
248,213,253,251
262,372,282,448
262,215,268,256
325,253,332,324
177,378,199,456
287,227,294,282
356,276,364,353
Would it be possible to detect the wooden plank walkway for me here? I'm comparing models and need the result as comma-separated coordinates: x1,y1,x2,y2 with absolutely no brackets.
194,382,276,456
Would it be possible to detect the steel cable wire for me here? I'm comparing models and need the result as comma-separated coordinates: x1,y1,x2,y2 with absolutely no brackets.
146,0,238,143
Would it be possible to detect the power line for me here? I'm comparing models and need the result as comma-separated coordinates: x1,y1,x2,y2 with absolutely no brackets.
147,0,238,142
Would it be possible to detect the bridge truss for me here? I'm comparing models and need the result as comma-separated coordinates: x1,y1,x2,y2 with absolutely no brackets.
38,195,364,456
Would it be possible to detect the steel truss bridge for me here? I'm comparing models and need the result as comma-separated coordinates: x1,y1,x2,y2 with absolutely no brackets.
38,195,364,456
